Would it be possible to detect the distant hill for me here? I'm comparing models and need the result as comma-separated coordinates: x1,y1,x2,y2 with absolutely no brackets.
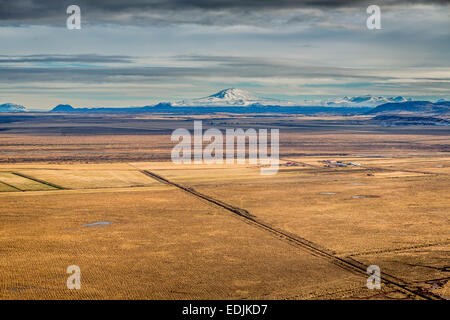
0,103,26,112
371,114,450,126
366,101,450,116
52,104,75,112
50,104,166,113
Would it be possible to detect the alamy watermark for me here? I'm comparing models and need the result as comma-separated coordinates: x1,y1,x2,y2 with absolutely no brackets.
367,5,381,30
66,5,81,30
171,121,279,175
366,265,381,289
66,265,81,290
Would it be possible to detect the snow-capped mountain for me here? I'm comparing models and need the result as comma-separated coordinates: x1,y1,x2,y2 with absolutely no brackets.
172,90,410,108
0,103,26,112
173,88,293,107
322,95,410,107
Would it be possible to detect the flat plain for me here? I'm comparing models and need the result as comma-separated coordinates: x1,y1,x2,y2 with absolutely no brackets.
0,113,448,299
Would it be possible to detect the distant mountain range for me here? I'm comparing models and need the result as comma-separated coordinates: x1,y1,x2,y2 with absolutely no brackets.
49,88,388,113
165,89,412,108
46,89,448,111
365,100,450,126
320,95,410,108
0,103,26,112
172,89,413,107
1,89,449,120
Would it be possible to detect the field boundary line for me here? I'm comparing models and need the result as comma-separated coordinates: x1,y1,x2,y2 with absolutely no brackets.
0,179,23,191
141,169,442,300
347,241,450,257
11,172,67,190
360,165,438,176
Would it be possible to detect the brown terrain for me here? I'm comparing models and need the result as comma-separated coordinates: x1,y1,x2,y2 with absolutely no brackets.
0,113,448,299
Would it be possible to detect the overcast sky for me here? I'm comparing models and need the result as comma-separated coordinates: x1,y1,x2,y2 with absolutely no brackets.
1,0,449,110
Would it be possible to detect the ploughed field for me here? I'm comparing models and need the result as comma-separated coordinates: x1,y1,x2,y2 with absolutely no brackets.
0,114,448,299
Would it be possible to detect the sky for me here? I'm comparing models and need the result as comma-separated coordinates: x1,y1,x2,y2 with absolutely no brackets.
0,0,449,110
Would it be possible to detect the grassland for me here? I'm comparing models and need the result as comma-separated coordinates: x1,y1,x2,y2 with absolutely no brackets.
0,174,376,300
0,181,17,192
0,171,56,191
0,113,448,299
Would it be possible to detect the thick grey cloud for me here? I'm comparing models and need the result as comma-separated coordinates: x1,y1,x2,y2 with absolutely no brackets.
0,0,448,25
1,2,448,109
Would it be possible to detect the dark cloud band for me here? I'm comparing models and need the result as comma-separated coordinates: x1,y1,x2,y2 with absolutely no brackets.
0,0,448,25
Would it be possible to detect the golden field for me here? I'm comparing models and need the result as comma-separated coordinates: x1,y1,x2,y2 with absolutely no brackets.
0,114,448,299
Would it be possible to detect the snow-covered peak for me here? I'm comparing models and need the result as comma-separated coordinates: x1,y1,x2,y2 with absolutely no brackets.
0,103,26,112
207,88,256,101
173,88,292,107
324,95,409,107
